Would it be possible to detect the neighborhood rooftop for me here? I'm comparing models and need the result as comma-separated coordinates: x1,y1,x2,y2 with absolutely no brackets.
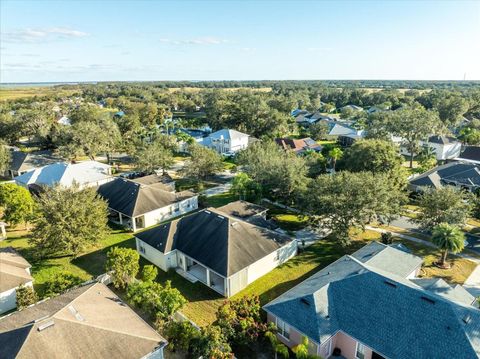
217,200,268,219
14,161,112,188
264,242,480,359
97,177,195,218
409,161,480,190
0,247,33,293
135,207,292,277
0,282,166,359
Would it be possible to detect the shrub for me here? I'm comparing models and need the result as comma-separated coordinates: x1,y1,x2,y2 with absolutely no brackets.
381,232,393,245
44,272,83,297
16,285,38,310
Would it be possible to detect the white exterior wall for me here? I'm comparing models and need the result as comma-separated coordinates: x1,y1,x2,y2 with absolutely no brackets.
400,140,461,161
247,241,298,284
229,136,249,153
136,238,177,272
141,196,198,229
227,240,298,297
0,281,33,314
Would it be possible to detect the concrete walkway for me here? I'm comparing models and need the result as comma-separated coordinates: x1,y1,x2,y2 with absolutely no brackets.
201,183,232,197
366,226,480,264
464,265,480,298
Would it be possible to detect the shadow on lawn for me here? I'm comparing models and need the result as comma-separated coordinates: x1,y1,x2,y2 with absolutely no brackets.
72,236,136,277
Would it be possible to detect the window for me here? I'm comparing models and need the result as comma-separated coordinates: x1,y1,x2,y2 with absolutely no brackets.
139,244,146,254
356,342,366,359
276,318,290,340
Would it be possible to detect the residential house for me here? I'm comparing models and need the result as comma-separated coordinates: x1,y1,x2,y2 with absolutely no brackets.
0,282,167,359
0,248,33,315
132,173,176,192
399,136,461,161
217,200,278,230
264,241,479,359
409,161,480,192
200,129,250,155
3,150,59,179
341,104,363,112
455,145,480,165
97,177,197,232
275,137,322,155
325,121,364,137
15,161,113,190
135,206,297,297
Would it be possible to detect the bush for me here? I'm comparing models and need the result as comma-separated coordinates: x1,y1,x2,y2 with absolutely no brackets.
381,232,394,245
44,272,83,297
162,320,200,353
16,285,38,310
142,265,158,282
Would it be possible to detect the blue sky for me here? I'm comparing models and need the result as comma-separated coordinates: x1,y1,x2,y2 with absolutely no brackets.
1,0,479,82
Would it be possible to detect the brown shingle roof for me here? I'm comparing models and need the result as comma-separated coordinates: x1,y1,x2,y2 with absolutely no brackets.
0,282,166,359
0,248,33,292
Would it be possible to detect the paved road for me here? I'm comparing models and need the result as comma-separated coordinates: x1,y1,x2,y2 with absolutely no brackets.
388,216,480,254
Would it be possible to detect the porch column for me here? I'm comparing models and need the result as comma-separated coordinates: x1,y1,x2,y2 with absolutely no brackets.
118,212,123,225
131,217,136,232
206,269,211,287
181,255,187,271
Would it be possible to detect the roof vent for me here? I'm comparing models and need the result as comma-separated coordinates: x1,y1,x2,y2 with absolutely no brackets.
68,305,85,321
463,315,472,324
231,222,238,227
38,320,55,331
205,210,211,214
300,298,311,306
384,280,397,288
217,215,224,219
421,296,436,305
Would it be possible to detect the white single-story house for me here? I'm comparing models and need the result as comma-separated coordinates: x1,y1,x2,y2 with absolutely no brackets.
135,206,297,297
200,129,250,155
0,247,33,314
398,136,461,161
14,161,113,190
97,177,198,232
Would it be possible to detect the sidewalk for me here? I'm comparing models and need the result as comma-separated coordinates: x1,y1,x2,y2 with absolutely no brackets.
464,265,480,298
366,226,480,264
201,183,232,197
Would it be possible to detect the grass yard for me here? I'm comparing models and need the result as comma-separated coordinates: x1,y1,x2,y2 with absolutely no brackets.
264,205,309,231
175,178,218,192
0,226,134,296
204,192,238,208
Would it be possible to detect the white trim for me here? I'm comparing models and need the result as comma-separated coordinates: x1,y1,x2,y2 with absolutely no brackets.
355,341,366,359
275,317,290,341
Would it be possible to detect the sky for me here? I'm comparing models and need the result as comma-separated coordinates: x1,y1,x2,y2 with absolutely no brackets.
1,0,479,83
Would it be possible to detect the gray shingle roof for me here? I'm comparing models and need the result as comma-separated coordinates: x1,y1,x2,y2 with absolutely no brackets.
135,208,292,277
352,241,422,277
264,244,480,358
410,161,480,190
217,200,268,219
8,150,59,173
97,177,195,217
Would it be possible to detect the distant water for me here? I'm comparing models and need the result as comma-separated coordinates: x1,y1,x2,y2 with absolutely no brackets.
0,82,94,89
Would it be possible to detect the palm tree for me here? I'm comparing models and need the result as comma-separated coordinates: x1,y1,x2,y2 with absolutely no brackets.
431,223,465,268
328,147,343,172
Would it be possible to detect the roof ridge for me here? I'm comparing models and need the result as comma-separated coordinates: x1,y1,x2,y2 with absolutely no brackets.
129,181,143,217
12,323,35,358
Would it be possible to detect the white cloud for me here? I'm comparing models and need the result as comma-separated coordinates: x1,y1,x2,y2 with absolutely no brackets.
241,47,256,52
159,37,228,45
2,27,89,43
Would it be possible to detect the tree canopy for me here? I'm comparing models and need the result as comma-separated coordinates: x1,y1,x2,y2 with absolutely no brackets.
31,185,109,258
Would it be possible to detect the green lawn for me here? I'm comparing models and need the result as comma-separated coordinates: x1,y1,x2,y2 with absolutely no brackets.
204,192,238,208
0,226,134,296
264,204,309,231
175,178,217,192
